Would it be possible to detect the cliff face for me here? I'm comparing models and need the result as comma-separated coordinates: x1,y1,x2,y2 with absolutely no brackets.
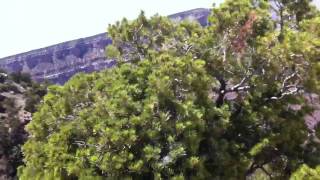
0,8,211,84
0,33,114,84
168,8,210,26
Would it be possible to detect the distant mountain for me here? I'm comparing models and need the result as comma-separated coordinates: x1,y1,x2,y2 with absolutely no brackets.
168,8,210,26
0,8,211,84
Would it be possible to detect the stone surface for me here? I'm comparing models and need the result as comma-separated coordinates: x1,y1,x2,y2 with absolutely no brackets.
0,33,113,84
0,8,210,84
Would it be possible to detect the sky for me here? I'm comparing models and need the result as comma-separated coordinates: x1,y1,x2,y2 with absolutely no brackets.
0,0,319,58
0,0,221,58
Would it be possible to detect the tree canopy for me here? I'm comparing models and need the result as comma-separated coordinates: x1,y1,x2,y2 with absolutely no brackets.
19,0,320,179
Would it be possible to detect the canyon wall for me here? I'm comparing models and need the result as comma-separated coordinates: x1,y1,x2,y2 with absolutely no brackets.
0,8,210,84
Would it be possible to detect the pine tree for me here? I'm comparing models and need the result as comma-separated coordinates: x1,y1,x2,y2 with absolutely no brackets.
19,0,320,179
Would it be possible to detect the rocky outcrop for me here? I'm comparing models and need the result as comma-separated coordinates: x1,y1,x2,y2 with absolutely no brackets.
168,8,210,26
0,73,29,180
0,8,211,84
0,71,47,179
0,33,114,84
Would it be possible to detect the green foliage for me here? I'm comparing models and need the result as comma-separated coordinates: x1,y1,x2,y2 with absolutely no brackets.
24,82,48,113
290,164,320,180
10,72,32,87
19,0,320,179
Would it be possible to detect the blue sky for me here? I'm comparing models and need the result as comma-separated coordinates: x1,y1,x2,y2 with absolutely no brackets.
0,0,319,58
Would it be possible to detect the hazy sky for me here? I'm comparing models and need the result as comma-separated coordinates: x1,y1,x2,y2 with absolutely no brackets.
0,0,319,58
0,0,221,58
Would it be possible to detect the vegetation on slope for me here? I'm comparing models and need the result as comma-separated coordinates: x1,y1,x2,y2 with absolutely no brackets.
19,0,320,179
0,71,47,179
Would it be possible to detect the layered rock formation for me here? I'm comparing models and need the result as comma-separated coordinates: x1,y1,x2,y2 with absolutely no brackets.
0,8,211,84
0,33,114,84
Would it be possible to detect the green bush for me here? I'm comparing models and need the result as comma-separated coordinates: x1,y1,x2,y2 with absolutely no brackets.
19,0,320,179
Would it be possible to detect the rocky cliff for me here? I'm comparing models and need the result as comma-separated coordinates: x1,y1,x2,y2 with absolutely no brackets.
0,8,211,84
0,33,114,84
0,71,47,179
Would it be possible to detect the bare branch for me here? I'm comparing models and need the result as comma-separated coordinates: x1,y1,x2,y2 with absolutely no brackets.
260,166,272,179
73,140,100,148
228,69,252,92
237,85,250,91
268,86,303,100
185,45,193,55
281,72,297,93
214,71,252,107
135,24,144,39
